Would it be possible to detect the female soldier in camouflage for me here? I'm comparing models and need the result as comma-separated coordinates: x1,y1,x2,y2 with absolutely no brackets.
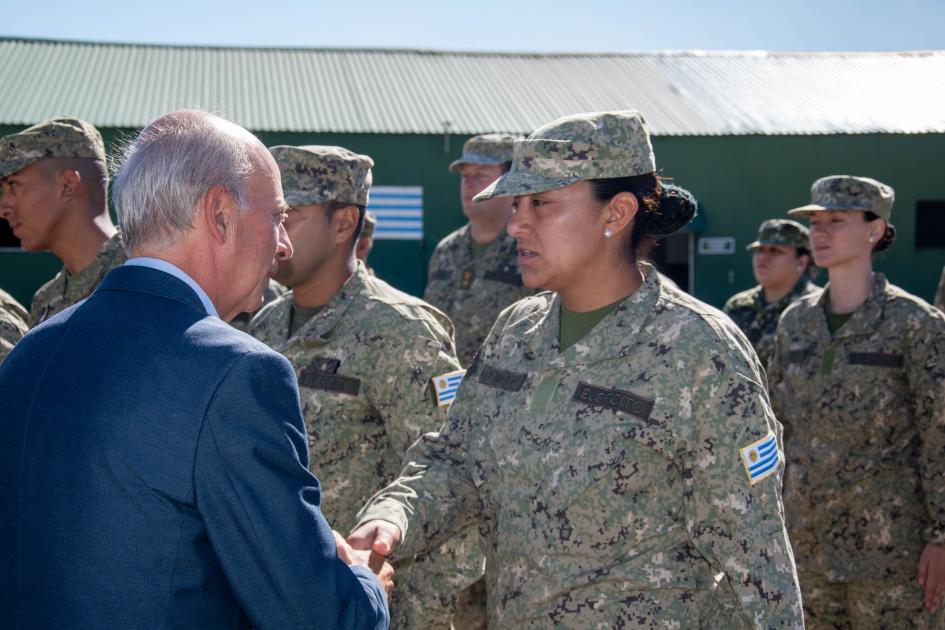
351,110,802,628
768,175,945,628
723,219,818,368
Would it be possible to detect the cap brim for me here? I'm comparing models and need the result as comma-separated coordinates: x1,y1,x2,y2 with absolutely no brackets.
787,203,870,218
448,155,511,174
473,170,579,202
284,191,331,206
0,155,43,180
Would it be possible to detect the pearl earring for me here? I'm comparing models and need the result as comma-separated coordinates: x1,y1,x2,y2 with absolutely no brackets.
604,228,613,238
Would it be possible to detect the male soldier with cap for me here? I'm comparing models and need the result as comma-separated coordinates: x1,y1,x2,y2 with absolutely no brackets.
724,218,818,368
248,145,484,629
424,133,533,366
0,117,125,327
0,287,29,364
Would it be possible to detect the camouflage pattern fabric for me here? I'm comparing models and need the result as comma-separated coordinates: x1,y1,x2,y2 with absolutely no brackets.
934,265,945,312
723,277,818,368
474,111,656,202
448,134,517,173
269,145,373,206
788,175,895,221
248,263,484,628
423,225,533,366
0,288,29,364
29,231,126,327
229,279,288,332
768,274,945,626
746,219,810,251
0,117,106,180
358,266,803,628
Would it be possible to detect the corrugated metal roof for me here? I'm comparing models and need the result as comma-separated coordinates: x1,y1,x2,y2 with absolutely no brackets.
1,38,943,136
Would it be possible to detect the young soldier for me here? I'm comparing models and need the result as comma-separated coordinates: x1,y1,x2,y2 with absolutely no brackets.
0,118,125,326
249,145,483,628
424,133,533,365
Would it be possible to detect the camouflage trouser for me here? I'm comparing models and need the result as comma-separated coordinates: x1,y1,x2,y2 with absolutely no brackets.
800,571,945,629
390,525,485,629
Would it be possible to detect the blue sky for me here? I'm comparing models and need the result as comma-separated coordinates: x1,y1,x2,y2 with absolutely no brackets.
3,0,944,52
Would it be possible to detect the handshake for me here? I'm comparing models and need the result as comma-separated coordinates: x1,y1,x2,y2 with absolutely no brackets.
334,521,402,599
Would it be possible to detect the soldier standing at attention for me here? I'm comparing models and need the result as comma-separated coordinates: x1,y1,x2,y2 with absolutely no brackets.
424,133,533,366
248,145,484,629
0,287,28,364
351,111,803,628
724,219,818,368
0,118,125,326
768,175,945,628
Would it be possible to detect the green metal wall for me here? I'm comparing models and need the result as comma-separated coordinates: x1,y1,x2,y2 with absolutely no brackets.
2,127,944,313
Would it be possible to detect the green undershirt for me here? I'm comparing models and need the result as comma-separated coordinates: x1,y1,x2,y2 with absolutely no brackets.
289,303,326,337
558,298,624,351
824,301,854,335
469,240,489,259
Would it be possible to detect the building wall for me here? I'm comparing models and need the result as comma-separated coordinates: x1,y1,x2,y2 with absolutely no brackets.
2,127,944,312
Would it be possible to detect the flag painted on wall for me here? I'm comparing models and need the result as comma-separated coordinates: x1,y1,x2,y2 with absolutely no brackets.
368,186,423,240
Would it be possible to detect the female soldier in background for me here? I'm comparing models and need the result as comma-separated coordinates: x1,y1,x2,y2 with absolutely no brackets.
724,219,818,368
351,110,802,628
768,175,945,628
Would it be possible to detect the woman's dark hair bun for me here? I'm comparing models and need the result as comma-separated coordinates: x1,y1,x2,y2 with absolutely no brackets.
646,183,697,237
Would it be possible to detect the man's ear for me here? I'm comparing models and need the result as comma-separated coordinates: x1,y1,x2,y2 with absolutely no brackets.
333,205,361,245
605,191,639,238
200,185,234,245
58,169,81,201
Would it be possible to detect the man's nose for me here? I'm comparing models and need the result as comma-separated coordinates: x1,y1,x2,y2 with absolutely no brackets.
276,223,293,260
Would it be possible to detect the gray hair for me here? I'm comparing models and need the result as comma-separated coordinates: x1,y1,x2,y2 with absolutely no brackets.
112,110,258,252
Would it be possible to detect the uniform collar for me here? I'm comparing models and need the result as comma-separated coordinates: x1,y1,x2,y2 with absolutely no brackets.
818,272,889,340
462,223,518,262
519,264,662,369
295,261,370,343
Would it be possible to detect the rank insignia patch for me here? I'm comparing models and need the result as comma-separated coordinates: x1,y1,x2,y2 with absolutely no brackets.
432,369,466,407
739,431,780,485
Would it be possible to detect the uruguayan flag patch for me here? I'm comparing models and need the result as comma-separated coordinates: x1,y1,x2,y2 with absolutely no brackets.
432,369,466,407
739,431,780,485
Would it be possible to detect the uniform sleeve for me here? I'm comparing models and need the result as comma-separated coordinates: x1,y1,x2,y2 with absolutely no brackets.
903,310,945,546
934,267,945,312
684,347,803,628
355,359,482,560
422,246,445,304
372,323,463,457
194,350,389,630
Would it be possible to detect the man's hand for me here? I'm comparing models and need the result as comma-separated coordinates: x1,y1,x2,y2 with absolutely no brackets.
918,542,945,611
347,520,402,557
334,531,394,600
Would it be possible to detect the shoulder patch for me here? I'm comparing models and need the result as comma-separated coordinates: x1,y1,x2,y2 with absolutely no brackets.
739,431,780,486
432,369,466,407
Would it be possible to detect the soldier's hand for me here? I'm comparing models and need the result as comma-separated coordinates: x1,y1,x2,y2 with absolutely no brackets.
918,542,945,611
347,520,402,557
334,531,395,600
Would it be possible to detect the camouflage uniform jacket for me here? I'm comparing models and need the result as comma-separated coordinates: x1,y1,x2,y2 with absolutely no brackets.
424,224,533,365
248,262,464,531
358,268,803,628
29,231,126,327
0,288,29,364
768,274,945,581
723,277,818,368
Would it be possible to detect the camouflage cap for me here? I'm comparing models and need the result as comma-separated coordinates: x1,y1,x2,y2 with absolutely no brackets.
788,175,895,221
361,211,377,239
270,144,374,206
0,117,106,180
448,133,518,173
746,219,810,251
474,110,656,202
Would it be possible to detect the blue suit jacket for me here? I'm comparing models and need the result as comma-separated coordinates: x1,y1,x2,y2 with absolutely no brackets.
0,265,388,629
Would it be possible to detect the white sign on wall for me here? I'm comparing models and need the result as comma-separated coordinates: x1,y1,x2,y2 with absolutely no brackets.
697,237,736,255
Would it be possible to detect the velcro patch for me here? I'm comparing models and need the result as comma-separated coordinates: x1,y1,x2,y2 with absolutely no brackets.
479,365,528,392
298,356,360,396
483,265,523,286
432,369,466,407
848,352,904,368
739,431,780,486
572,382,654,421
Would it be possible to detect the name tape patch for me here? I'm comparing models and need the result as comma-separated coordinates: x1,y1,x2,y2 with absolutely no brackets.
298,356,360,396
739,431,780,486
572,382,654,421
479,365,528,392
483,266,523,286
847,352,904,368
432,369,466,407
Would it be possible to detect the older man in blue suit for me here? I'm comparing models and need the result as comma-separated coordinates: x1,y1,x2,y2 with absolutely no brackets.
0,110,391,629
